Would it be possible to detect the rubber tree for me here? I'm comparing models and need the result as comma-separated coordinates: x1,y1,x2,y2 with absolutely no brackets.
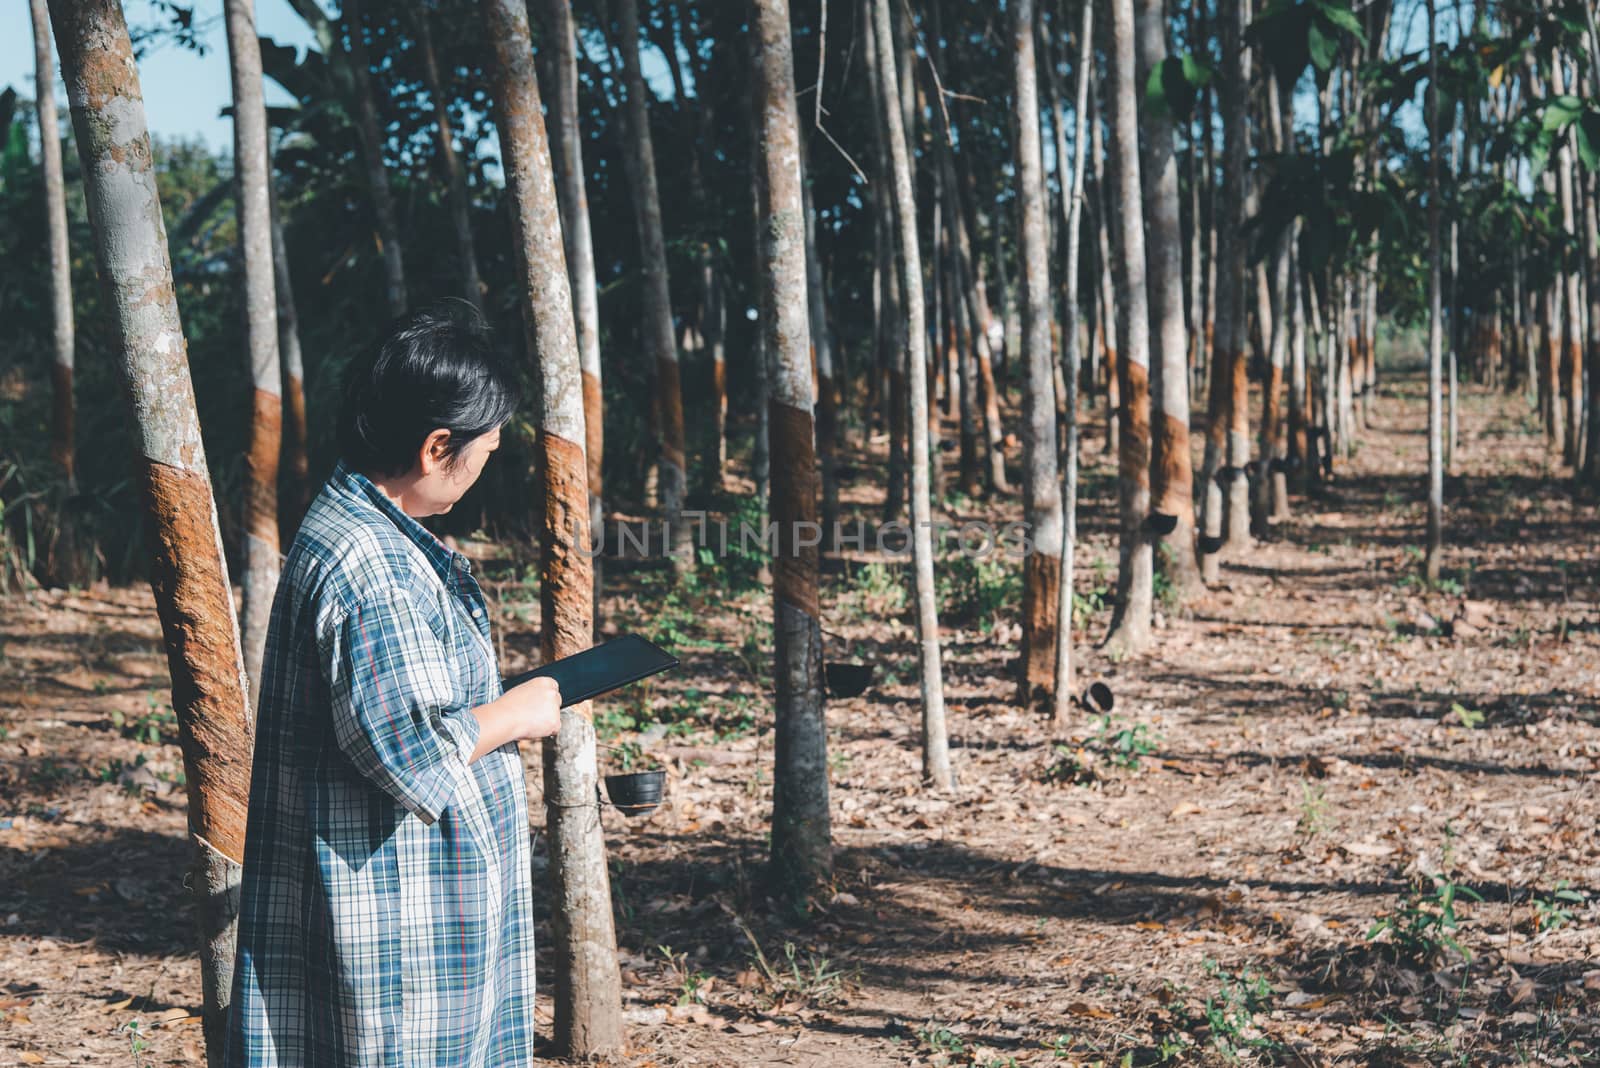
479,0,623,1053
268,156,310,538
31,0,75,493
611,0,691,574
1133,0,1200,599
49,3,254,1062
752,0,830,898
540,0,605,628
1199,0,1251,580
1052,0,1094,732
1424,0,1444,582
1014,0,1064,702
341,0,407,318
408,0,484,305
872,0,951,790
1101,0,1155,656
226,0,282,710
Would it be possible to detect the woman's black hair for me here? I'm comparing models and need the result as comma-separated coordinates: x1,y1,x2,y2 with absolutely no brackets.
337,301,522,477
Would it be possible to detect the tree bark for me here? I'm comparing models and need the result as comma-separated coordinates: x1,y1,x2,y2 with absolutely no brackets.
409,0,484,305
268,169,309,541
541,0,605,629
1101,0,1154,657
343,0,406,319
479,0,623,1054
752,0,831,898
1424,0,1444,582
801,163,840,546
1132,0,1199,599
49,5,254,1063
612,0,691,574
1013,0,1063,702
872,0,951,790
1053,0,1094,732
226,0,282,713
1551,52,1584,469
31,0,75,494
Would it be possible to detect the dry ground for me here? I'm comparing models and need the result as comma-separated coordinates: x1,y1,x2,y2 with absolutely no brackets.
2,372,1597,1066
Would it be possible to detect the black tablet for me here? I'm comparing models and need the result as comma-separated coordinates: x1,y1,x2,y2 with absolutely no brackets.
501,634,679,708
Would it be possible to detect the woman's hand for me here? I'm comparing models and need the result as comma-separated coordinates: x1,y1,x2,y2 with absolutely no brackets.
469,676,563,761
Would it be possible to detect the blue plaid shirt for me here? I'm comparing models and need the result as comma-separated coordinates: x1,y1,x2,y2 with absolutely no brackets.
226,459,535,1066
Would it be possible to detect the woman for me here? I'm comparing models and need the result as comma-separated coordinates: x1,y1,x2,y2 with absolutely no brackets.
227,306,561,1066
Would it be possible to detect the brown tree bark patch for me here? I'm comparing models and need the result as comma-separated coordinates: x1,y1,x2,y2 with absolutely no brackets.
582,370,604,495
142,460,252,863
539,431,594,664
769,401,820,623
246,387,281,545
656,356,686,475
1020,549,1061,698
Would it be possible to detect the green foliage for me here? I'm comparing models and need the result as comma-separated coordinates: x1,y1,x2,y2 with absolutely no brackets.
1197,961,1279,1061
936,551,1018,633
1368,871,1485,964
1530,881,1585,934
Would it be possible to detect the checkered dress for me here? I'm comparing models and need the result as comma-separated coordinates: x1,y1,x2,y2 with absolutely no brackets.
226,460,536,1066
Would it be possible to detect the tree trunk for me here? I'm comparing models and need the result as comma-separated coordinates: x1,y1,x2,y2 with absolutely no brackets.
479,0,623,1054
409,0,483,305
949,148,1009,493
1089,88,1120,458
1552,52,1584,469
1218,0,1252,554
1252,79,1292,536
801,166,840,547
541,0,605,630
50,5,254,1063
1424,0,1443,582
612,0,690,573
1101,0,1154,656
31,0,74,494
872,0,951,790
268,169,309,541
752,0,831,898
1013,0,1063,703
1132,0,1199,600
343,0,406,318
1053,0,1094,732
226,0,282,713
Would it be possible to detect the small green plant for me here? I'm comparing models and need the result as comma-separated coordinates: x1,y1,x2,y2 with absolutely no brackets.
1368,872,1484,964
1295,782,1329,838
1092,713,1160,770
1446,702,1485,728
121,1018,150,1068
655,945,711,1006
936,551,1019,632
916,1023,967,1060
1530,881,1585,934
849,560,907,616
747,940,849,1009
1198,961,1278,1061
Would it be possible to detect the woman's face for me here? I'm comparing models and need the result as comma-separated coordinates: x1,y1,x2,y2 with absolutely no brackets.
410,426,502,516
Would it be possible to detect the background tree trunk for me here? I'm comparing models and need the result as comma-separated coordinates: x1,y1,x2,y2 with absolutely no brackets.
1014,0,1063,703
226,0,282,712
873,0,951,790
1132,0,1199,600
542,0,605,630
31,0,74,494
1053,0,1094,731
343,0,406,319
479,0,623,1053
753,0,830,898
409,0,483,305
612,0,691,574
1101,0,1154,657
49,4,255,1062
1425,0,1444,582
268,170,309,541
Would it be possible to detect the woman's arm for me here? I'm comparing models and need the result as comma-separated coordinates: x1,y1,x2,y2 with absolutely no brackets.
468,675,563,761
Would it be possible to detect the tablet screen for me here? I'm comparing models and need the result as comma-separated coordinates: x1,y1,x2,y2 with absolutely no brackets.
502,633,679,707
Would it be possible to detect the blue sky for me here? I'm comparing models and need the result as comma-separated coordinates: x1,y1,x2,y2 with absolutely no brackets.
3,1,318,153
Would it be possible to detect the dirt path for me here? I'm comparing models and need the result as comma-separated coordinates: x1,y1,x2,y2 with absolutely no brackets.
2,374,1597,1066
